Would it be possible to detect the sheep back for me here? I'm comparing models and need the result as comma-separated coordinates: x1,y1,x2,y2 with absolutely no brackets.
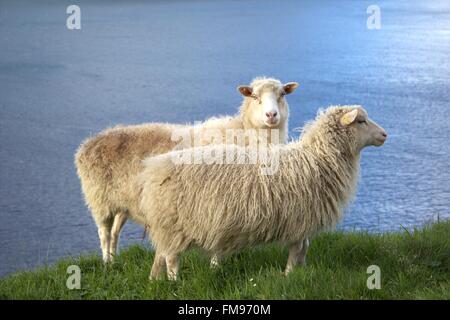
138,144,340,256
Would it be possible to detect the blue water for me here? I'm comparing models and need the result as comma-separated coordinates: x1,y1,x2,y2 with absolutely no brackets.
0,0,449,277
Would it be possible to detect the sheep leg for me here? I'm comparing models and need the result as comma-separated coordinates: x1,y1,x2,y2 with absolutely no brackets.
109,211,128,260
97,218,114,263
210,254,221,269
166,254,180,281
298,238,310,266
149,252,166,280
284,239,309,275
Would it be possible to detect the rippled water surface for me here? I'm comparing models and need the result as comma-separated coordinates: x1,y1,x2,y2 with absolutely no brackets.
1,0,449,276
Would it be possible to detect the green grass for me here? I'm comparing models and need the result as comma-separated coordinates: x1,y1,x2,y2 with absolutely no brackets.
1,221,449,299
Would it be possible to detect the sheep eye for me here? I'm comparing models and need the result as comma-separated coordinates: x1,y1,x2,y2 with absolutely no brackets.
251,95,262,104
358,119,367,124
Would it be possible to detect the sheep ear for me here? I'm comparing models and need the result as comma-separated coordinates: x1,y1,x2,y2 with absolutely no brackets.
340,109,359,126
283,82,300,94
237,86,253,97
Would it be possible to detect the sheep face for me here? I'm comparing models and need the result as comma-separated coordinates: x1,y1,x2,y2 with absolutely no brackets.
238,79,299,130
340,107,387,150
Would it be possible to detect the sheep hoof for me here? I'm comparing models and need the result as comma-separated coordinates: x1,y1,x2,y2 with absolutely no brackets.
149,271,165,281
166,270,178,281
102,253,114,264
210,254,221,269
149,274,160,281
282,270,290,277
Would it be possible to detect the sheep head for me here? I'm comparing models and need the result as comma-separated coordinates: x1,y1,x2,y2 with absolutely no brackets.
237,77,299,131
340,106,387,151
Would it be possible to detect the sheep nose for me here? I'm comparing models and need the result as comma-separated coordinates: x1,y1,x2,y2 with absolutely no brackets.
265,112,277,119
382,132,387,138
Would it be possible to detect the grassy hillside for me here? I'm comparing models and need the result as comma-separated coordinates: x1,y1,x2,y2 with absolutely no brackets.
1,221,449,299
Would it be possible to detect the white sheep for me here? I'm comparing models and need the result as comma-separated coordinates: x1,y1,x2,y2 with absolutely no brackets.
75,77,300,263
137,105,387,280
